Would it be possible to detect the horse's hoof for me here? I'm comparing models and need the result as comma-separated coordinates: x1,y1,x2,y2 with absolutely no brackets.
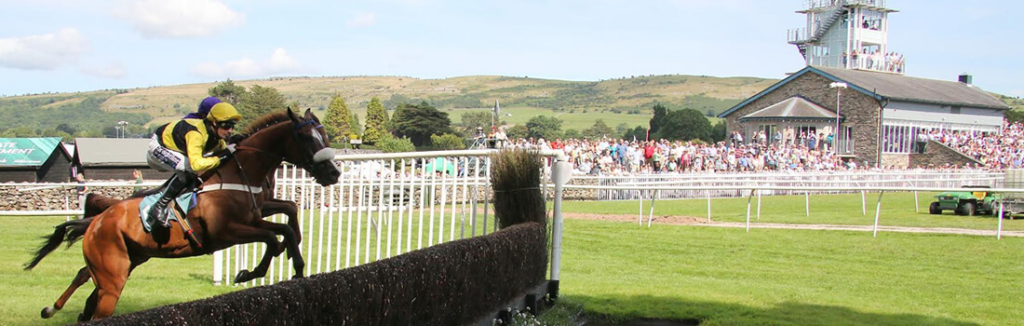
234,270,251,284
41,306,57,319
78,313,88,322
292,274,305,280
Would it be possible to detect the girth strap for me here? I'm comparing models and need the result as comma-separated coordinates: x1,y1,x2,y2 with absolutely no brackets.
199,183,263,194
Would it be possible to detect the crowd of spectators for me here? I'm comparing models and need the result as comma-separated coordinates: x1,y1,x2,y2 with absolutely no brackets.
501,135,861,176
934,121,1024,170
494,121,1024,176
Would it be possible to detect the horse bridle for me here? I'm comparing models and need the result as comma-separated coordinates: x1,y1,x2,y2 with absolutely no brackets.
290,119,335,171
220,117,335,215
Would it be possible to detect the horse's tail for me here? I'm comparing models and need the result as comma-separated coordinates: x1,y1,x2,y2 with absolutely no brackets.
84,193,123,219
24,217,93,270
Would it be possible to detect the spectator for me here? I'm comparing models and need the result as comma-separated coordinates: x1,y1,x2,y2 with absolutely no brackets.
75,173,88,212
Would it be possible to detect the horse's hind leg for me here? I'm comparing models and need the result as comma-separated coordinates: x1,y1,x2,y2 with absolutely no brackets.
78,288,99,322
42,266,90,319
82,227,131,320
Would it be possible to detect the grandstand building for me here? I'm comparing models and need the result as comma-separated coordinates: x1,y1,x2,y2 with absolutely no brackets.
718,0,1010,167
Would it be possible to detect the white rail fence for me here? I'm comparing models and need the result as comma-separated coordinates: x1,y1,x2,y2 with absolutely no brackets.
587,171,1003,201
2,157,1018,286
215,150,570,287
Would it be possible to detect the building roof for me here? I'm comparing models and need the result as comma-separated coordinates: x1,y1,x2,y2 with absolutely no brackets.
0,137,62,167
814,66,1009,110
739,96,839,122
719,66,1011,118
74,138,151,166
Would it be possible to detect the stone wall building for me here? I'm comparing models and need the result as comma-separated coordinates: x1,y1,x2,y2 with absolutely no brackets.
718,66,1009,168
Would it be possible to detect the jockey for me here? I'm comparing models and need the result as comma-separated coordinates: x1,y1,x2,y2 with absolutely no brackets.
146,102,241,231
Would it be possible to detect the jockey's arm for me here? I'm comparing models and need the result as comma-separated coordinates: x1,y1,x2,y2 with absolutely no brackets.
184,131,223,172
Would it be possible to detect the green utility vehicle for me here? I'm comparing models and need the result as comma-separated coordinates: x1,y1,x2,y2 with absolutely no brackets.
929,186,999,216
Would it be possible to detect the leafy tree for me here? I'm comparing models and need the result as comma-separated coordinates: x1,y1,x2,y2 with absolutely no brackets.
363,97,389,144
430,133,466,150
56,123,76,135
507,124,529,139
459,111,492,137
389,101,454,147
0,126,37,137
323,95,352,143
563,129,582,140
349,113,363,136
622,125,648,141
41,129,73,142
377,133,416,153
615,123,630,137
525,115,563,140
582,119,614,139
1005,110,1024,125
208,79,246,105
238,84,287,129
711,120,728,143
649,103,667,136
656,108,712,142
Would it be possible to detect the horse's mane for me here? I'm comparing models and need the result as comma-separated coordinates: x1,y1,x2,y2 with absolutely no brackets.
240,111,291,136
231,109,321,143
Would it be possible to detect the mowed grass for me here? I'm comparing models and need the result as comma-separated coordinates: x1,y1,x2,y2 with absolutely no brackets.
560,218,1024,326
0,216,237,326
3,191,1023,325
561,192,1024,232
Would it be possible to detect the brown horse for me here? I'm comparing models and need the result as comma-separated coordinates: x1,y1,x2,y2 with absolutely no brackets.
24,108,341,321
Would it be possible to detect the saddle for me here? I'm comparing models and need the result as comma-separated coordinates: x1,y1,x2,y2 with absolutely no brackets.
139,189,196,232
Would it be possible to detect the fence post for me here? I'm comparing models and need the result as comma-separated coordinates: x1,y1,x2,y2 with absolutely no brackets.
873,191,885,238
746,189,755,232
549,155,572,300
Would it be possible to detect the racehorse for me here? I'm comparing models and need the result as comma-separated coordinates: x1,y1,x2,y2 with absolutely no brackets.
24,108,341,321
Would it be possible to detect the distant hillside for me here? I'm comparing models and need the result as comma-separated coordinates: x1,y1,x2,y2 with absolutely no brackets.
1,74,777,135
997,94,1024,111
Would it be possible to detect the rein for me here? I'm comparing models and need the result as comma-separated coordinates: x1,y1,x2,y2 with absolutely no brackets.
215,117,327,215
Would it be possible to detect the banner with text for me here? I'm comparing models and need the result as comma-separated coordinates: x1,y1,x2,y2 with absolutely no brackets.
0,138,61,166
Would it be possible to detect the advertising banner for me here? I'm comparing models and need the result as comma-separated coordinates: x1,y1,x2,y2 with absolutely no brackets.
0,138,61,166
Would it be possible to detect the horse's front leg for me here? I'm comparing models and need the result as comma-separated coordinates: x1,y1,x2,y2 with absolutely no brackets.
253,219,305,279
224,224,283,284
260,199,299,256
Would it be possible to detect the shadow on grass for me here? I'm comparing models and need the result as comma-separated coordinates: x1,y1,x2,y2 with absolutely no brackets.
575,294,979,326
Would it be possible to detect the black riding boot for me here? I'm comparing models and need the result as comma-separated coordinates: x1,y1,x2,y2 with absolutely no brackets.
148,175,189,231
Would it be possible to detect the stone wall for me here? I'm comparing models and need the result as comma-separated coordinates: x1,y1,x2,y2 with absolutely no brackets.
0,177,603,212
0,185,135,211
880,154,910,169
724,71,883,166
909,140,982,168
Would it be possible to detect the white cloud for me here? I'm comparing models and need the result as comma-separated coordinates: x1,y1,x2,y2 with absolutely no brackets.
190,48,304,79
115,0,245,39
80,62,127,79
0,28,89,70
267,48,301,74
347,12,376,28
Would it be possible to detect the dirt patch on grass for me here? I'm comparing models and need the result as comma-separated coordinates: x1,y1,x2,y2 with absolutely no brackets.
563,212,706,225
560,212,1024,237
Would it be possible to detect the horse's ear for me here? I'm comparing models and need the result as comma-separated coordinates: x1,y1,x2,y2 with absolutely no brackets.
287,107,299,123
304,108,314,120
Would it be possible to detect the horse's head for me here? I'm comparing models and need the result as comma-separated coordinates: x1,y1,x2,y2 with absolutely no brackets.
285,108,341,186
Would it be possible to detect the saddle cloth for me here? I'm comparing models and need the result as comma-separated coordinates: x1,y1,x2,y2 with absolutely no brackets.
139,190,196,232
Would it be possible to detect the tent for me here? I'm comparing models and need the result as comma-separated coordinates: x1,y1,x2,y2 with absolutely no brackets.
424,157,456,175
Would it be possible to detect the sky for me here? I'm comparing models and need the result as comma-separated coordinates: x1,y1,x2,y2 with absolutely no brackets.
0,0,1021,98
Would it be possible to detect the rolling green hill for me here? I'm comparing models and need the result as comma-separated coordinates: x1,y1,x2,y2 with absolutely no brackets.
0,74,772,136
